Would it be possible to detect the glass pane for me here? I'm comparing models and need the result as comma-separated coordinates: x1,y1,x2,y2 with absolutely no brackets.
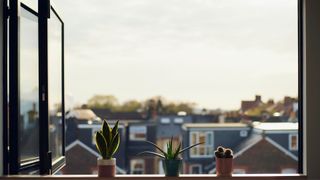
55,0,298,175
48,9,63,162
206,133,212,145
19,7,39,161
20,0,37,12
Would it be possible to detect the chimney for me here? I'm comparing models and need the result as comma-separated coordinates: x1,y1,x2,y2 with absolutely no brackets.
255,95,261,102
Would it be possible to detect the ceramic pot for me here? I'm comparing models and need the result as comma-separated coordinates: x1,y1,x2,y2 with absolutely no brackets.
162,159,182,177
97,158,116,177
216,157,233,177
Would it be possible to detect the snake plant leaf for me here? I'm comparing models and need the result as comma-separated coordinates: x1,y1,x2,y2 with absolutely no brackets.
144,140,168,158
179,142,204,155
111,120,119,137
173,143,181,159
167,142,173,159
102,120,112,146
95,131,107,159
137,151,165,159
110,132,120,157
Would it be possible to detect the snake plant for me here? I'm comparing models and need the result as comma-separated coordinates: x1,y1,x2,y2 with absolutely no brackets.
95,120,120,159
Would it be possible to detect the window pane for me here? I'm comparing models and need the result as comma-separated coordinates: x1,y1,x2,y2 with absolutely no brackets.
20,0,37,12
48,9,63,162
55,0,298,175
19,7,39,161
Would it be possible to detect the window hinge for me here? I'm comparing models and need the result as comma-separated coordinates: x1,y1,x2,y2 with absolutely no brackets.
42,92,46,101
5,6,10,19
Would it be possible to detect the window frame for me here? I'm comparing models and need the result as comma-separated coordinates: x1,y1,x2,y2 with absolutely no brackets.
8,0,41,174
47,5,66,173
129,126,147,141
189,164,202,174
2,0,65,175
189,131,214,158
130,159,145,174
3,0,320,178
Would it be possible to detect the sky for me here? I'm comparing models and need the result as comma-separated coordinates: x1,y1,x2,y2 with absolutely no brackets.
53,0,298,110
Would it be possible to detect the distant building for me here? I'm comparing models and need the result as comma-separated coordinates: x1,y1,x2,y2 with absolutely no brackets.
62,140,126,174
63,109,127,174
63,107,299,175
232,122,298,174
240,95,298,123
91,108,144,121
241,95,262,112
126,122,157,174
182,122,299,174
182,123,250,174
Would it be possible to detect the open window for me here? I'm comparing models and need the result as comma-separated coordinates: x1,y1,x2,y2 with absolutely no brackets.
3,0,65,175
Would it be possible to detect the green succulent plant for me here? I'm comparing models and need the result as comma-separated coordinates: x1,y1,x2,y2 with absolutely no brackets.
138,136,203,160
95,120,120,159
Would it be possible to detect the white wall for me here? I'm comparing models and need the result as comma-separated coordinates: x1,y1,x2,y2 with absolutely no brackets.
0,0,3,175
304,0,320,179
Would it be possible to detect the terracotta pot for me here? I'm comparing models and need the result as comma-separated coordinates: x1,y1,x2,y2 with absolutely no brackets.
97,158,116,177
216,157,233,177
162,159,182,177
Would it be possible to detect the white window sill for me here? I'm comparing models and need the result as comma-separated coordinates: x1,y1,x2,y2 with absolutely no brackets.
2,174,307,180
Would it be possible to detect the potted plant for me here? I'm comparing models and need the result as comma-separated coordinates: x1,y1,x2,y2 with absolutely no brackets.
95,120,120,177
138,137,203,177
214,146,233,177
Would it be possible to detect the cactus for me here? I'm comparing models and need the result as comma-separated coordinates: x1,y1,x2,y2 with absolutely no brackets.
95,120,120,159
137,136,203,160
217,146,224,153
224,148,233,158
214,146,233,159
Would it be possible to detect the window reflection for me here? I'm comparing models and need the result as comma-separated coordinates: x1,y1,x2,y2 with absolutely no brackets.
48,9,63,162
19,7,39,161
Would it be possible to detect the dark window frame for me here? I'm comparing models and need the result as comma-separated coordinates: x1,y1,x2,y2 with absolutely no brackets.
2,0,303,176
3,0,65,175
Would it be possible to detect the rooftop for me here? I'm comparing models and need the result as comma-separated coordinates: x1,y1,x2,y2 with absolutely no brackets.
183,123,248,129
253,122,298,131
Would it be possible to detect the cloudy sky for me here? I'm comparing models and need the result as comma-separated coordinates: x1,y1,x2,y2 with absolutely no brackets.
53,0,298,110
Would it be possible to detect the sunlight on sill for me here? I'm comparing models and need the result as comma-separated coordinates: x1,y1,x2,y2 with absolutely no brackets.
3,174,307,180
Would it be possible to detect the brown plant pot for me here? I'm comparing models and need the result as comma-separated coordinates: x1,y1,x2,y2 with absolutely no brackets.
97,158,116,177
216,157,233,177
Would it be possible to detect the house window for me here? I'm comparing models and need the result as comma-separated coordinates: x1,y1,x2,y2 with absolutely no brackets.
189,164,202,174
289,134,298,151
160,118,170,124
190,131,214,157
129,126,147,141
130,159,145,174
174,118,184,124
240,130,248,137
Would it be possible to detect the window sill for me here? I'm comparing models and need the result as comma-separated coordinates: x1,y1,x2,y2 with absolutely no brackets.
2,174,307,180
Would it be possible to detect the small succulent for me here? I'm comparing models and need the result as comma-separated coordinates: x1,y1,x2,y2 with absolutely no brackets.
95,120,120,159
138,136,203,160
214,146,233,158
